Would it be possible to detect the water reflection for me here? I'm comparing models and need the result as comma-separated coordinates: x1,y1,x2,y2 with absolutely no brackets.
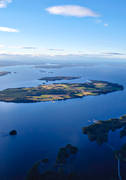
26,144,78,180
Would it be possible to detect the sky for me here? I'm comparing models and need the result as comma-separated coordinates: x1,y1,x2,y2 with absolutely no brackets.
0,0,126,61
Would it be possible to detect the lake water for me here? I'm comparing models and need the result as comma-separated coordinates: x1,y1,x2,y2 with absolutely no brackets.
0,62,126,180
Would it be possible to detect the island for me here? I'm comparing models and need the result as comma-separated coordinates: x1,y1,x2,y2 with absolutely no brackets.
0,80,123,103
0,71,11,77
39,76,80,82
9,130,17,136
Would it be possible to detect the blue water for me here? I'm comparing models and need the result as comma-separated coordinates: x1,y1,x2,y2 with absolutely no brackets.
0,62,126,180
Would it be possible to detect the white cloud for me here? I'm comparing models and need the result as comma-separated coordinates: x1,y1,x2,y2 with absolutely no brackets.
22,47,37,50
46,5,99,18
0,27,19,32
95,20,109,27
0,0,12,8
48,48,64,51
0,44,4,48
104,23,109,27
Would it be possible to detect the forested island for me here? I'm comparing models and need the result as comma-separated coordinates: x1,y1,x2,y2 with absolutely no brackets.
83,114,126,145
0,71,11,77
83,114,126,162
39,76,80,82
0,80,123,103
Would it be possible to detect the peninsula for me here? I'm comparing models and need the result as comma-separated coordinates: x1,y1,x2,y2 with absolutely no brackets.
83,114,126,162
83,114,126,145
0,71,11,77
0,80,123,103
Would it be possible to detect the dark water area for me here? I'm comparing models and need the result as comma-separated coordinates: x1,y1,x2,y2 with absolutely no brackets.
0,61,126,180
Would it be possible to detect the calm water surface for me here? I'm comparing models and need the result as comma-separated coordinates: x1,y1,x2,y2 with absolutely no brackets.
0,62,126,180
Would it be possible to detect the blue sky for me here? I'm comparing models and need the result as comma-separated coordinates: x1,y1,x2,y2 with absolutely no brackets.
0,0,126,60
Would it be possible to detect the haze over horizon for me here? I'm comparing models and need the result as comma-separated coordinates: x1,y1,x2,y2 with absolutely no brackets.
0,0,125,61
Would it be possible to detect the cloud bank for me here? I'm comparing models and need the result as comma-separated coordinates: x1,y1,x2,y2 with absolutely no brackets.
46,5,99,18
0,0,12,8
0,27,19,32
0,49,125,60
